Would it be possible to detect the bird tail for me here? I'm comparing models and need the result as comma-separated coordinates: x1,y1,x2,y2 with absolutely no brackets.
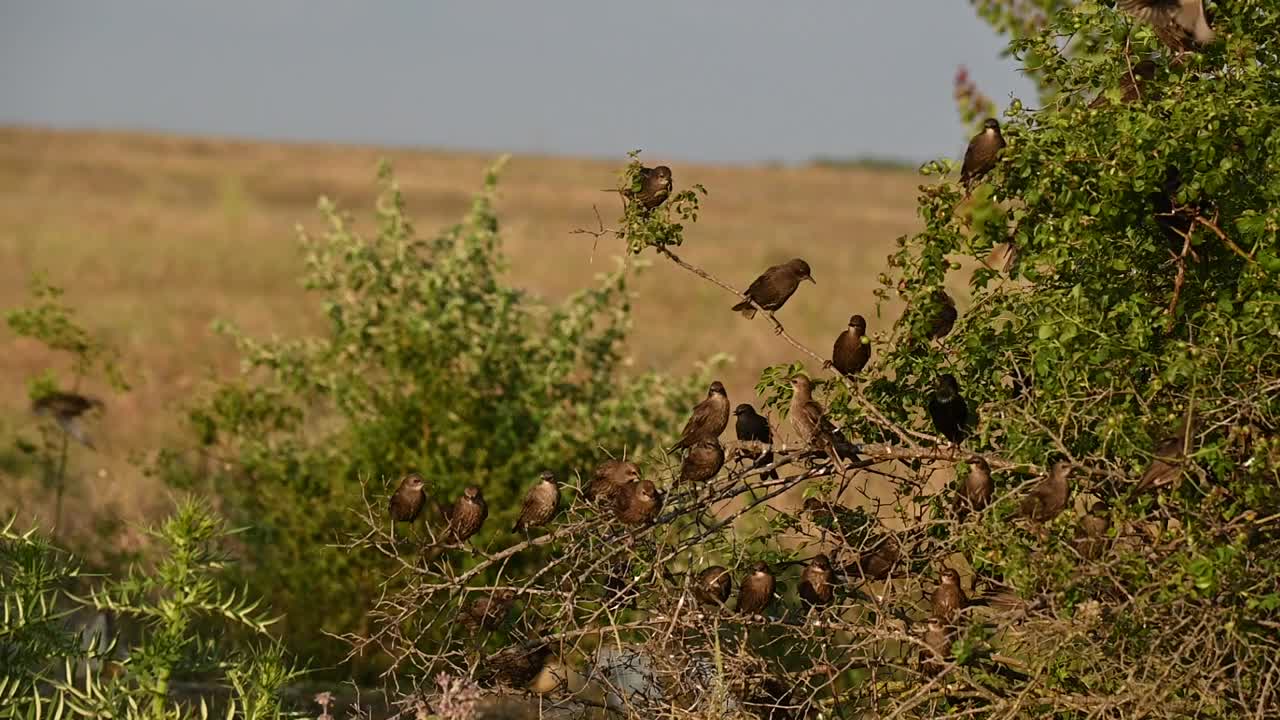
732,301,757,319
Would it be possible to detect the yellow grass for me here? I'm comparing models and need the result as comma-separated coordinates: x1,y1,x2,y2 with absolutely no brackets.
0,125,926,542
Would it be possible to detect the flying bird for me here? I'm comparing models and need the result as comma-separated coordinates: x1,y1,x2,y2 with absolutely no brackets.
389,474,427,523
693,566,733,607
928,374,971,444
1075,502,1112,560
32,391,103,449
734,404,778,480
961,118,1006,188
460,589,517,631
959,457,993,513
1020,461,1071,521
930,568,967,623
513,471,561,532
732,259,815,319
626,164,673,211
614,480,664,526
799,554,836,608
445,486,488,542
671,381,730,452
1118,0,1214,48
737,562,776,615
679,438,725,485
928,290,959,340
830,314,872,377
585,459,640,506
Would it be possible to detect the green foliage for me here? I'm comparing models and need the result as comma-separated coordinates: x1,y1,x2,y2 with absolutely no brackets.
615,151,708,254
156,159,713,673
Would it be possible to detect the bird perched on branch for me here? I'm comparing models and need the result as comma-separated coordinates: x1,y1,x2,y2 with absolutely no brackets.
734,404,779,480
460,589,516,631
671,382,729,452
789,376,856,467
625,164,673,212
737,562,776,615
799,554,836,608
388,474,427,524
1075,502,1112,560
679,438,724,485
693,566,733,607
615,480,664,526
959,457,993,513
928,374,972,444
961,118,1006,189
513,471,560,532
928,290,958,340
1134,415,1196,494
852,537,900,581
445,486,488,542
481,643,553,689
32,391,104,450
585,459,640,506
830,314,872,377
1020,461,1071,522
1118,0,1214,49
732,259,815,320
930,568,967,623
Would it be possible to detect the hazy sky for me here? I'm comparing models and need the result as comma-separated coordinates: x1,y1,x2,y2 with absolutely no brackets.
0,2,1037,165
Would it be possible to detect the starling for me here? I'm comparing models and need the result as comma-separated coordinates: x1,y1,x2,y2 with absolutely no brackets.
1020,461,1071,521
614,479,664,526
734,404,779,480
789,376,852,466
930,568,967,623
460,589,516,631
388,473,427,523
928,374,971,444
731,259,815,319
1150,168,1196,248
32,391,103,449
928,290,958,340
585,459,640,506
1118,0,1214,48
626,164,673,211
1090,59,1158,108
959,457,993,512
960,118,1006,188
1134,417,1195,494
481,643,553,689
853,537,900,581
679,438,725,485
920,619,953,676
514,471,561,532
830,314,872,377
798,554,836,608
1075,502,1112,560
693,565,733,607
737,561,776,615
671,381,730,452
445,486,488,542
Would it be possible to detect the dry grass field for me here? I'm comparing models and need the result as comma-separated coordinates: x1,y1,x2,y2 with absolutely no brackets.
0,125,929,542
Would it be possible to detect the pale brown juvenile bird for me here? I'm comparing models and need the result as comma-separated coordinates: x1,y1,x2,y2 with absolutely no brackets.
1075,502,1112,560
585,459,640,506
679,438,725,485
32,391,104,449
853,537,900,581
1118,0,1214,48
921,619,953,676
671,381,730,452
514,471,560,532
627,164,673,211
1020,461,1071,521
930,568,967,623
789,376,849,466
961,118,1006,188
732,258,815,319
960,457,993,513
614,479,664,526
830,314,872,377
799,554,836,608
734,404,779,480
737,561,776,615
389,474,427,523
446,486,488,542
693,565,733,607
1134,416,1195,494
928,290,959,340
460,589,516,631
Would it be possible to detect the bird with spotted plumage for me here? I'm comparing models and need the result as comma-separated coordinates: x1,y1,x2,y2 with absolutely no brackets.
513,470,560,532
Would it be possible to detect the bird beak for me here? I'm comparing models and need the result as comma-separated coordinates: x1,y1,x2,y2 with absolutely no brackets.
806,275,817,284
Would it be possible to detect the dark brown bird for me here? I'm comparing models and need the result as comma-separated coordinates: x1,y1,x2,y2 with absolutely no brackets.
614,479,664,526
32,391,103,449
928,290,958,340
853,537,900,581
513,470,560,531
1090,59,1158,108
734,404,779,480
460,589,516,631
1075,502,1112,560
798,554,836,608
959,457,993,512
1020,461,1071,521
737,561,776,615
679,438,725,485
585,459,640,506
388,473,427,523
481,643,552,689
830,314,872,377
627,164,673,211
920,619,953,676
930,568,967,623
961,118,1006,188
1135,416,1195,494
445,486,488,542
693,565,733,607
671,381,730,452
928,374,971,444
732,258,815,319
1119,0,1214,48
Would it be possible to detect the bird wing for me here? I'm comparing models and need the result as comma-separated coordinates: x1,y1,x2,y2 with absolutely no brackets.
677,399,717,446
1117,0,1182,24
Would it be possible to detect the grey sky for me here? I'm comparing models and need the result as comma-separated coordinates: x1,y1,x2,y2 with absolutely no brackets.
0,1,1036,165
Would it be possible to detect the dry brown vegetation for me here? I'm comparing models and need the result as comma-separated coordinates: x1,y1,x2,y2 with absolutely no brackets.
0,125,926,539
